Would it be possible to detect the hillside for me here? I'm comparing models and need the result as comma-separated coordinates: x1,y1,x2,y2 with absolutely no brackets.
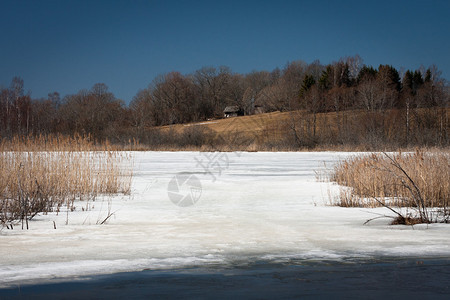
160,111,291,139
137,107,448,151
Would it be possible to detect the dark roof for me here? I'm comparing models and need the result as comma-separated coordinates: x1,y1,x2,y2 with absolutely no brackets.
223,105,240,113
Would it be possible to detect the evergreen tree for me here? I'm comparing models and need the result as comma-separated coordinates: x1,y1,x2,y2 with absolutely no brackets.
357,66,377,83
299,74,316,97
424,69,432,83
339,63,351,87
402,70,414,93
412,70,424,93
377,65,401,91
318,63,350,90
318,66,331,90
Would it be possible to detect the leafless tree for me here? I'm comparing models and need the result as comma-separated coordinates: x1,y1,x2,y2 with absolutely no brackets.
256,79,292,112
151,72,197,124
357,79,387,111
242,71,273,114
59,84,123,139
193,66,232,116
342,54,363,80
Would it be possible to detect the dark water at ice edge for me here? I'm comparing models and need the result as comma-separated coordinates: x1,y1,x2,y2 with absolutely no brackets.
2,257,450,299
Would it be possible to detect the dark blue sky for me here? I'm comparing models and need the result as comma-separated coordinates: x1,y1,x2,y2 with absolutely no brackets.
1,0,449,103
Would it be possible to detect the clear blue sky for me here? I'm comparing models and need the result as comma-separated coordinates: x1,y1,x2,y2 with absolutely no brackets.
1,0,449,103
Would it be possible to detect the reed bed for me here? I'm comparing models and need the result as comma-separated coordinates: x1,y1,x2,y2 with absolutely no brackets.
331,150,449,224
0,135,133,229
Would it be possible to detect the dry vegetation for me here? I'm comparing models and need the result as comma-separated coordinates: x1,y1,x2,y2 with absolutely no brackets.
129,107,448,152
331,150,450,224
0,135,133,229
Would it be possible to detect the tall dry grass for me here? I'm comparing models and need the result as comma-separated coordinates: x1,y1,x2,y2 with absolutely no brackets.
331,150,449,224
0,135,133,229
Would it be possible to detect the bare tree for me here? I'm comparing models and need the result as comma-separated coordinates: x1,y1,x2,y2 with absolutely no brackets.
256,79,291,112
59,84,123,139
225,73,246,108
193,66,232,116
242,71,273,114
342,54,363,80
129,89,155,131
305,60,325,81
9,77,31,134
151,72,197,125
29,93,60,134
303,85,325,138
0,88,11,136
357,79,388,111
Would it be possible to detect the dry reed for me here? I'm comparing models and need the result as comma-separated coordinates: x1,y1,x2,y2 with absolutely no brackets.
331,150,449,223
0,135,133,229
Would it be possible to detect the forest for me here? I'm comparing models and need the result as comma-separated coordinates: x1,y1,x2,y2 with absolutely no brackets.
1,55,449,150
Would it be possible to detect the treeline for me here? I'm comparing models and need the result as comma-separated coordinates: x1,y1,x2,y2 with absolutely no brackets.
1,55,449,148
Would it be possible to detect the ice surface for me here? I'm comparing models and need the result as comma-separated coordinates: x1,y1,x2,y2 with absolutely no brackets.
1,151,449,287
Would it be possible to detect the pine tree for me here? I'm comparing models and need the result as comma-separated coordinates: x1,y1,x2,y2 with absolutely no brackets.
299,74,316,98
318,66,331,90
402,70,414,94
412,70,424,94
424,69,432,83
378,65,401,91
357,66,377,83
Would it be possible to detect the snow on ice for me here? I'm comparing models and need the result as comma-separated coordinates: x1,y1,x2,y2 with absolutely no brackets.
1,151,449,287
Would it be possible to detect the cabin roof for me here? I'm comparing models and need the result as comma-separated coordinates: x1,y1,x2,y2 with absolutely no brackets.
223,105,240,113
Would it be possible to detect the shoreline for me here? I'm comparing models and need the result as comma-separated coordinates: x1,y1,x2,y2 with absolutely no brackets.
2,257,450,299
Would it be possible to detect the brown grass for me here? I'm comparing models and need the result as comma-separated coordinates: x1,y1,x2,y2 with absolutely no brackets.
0,135,133,229
130,107,448,151
331,150,450,224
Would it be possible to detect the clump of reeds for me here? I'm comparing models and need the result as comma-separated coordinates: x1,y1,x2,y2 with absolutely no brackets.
0,135,133,229
331,150,449,224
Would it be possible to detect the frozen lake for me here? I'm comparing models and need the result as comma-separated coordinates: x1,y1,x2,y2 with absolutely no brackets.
1,151,450,288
